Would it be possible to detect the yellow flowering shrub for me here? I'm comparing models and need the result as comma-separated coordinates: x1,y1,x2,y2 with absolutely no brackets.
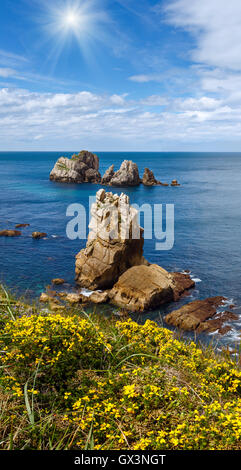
0,313,112,391
0,295,241,450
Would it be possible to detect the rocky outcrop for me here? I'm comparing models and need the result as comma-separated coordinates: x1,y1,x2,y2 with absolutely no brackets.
170,272,195,301
164,297,238,334
32,232,47,239
50,150,180,188
75,189,146,290
111,161,141,186
109,265,194,312
15,224,30,229
50,150,101,184
142,168,161,186
171,180,180,187
89,291,110,304
75,188,194,310
101,161,141,187
0,230,21,237
51,278,65,285
101,165,115,185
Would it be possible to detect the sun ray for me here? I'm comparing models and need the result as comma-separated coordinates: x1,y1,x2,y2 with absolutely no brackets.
37,0,110,67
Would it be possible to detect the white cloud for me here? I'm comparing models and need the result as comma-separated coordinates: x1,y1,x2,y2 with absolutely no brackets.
140,95,168,106
129,74,162,83
165,0,241,71
0,68,17,78
2,86,241,150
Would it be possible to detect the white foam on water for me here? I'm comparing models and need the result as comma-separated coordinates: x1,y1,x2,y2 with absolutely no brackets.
191,277,202,283
80,288,102,297
223,329,241,342
208,329,219,336
222,298,235,307
51,235,58,238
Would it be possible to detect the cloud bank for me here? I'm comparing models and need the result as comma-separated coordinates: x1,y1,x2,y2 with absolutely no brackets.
1,86,241,151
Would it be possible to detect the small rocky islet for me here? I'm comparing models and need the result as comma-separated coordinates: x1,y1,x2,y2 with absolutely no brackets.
49,150,180,187
39,187,238,336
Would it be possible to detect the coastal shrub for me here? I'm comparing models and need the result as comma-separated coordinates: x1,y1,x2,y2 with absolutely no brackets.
0,313,114,392
0,287,241,450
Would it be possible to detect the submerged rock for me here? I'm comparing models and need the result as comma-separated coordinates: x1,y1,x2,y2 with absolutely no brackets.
50,150,101,184
171,179,181,187
0,230,21,237
110,265,194,312
51,278,65,285
75,189,146,290
164,297,238,334
15,224,30,228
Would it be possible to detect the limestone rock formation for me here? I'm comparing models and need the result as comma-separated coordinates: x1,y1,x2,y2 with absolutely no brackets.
50,150,101,184
101,164,115,185
164,297,238,334
75,189,146,290
101,160,141,187
110,160,141,186
109,265,194,312
142,168,161,186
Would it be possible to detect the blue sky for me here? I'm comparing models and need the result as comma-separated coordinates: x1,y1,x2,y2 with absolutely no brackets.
1,0,241,151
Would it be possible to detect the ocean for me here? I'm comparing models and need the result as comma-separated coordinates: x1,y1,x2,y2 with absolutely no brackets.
1,151,241,348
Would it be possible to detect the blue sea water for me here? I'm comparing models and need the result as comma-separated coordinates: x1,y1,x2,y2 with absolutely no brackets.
1,151,241,347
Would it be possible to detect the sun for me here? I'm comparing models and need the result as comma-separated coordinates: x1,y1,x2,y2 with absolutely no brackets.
40,0,110,65
65,12,78,27
63,9,82,30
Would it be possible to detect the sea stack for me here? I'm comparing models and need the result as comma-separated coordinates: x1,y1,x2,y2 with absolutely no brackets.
50,150,101,184
142,168,162,186
75,189,195,310
75,189,146,290
101,160,141,187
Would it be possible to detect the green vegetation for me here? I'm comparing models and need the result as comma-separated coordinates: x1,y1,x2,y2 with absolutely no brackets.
0,285,241,450
56,162,70,171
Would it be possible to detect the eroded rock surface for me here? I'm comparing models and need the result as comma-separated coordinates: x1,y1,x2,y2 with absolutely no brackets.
110,265,194,312
75,189,146,290
101,161,141,187
164,297,238,334
142,168,161,186
101,164,115,185
50,150,101,184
